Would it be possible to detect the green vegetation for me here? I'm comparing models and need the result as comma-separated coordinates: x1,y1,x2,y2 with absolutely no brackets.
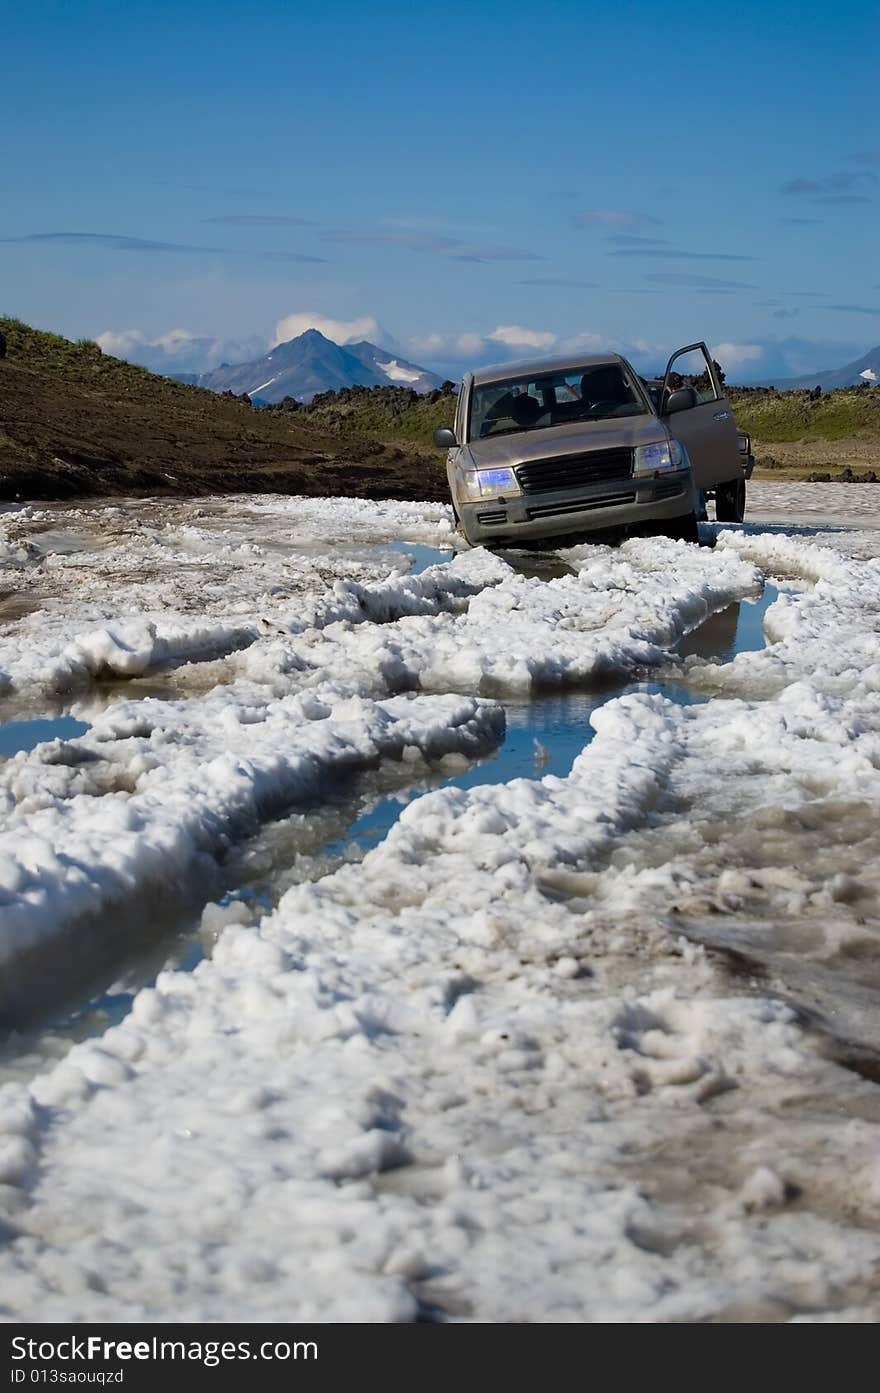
0,315,193,400
728,386,880,443
275,384,456,450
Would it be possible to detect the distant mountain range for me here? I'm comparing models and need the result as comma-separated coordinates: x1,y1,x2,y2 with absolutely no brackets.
769,344,880,390
194,329,443,403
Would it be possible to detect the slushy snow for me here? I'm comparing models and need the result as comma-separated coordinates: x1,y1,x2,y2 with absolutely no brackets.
0,492,878,1321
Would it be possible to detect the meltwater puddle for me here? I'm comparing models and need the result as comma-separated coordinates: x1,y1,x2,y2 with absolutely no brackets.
377,540,457,574
0,579,781,1081
372,540,579,583
0,714,91,757
676,582,781,663
196,581,783,917
325,684,708,858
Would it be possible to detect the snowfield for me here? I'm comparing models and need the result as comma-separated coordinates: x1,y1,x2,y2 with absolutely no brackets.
0,489,878,1322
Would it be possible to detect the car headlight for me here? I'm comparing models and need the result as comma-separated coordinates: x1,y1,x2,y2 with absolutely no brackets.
458,467,522,502
738,432,751,454
633,437,688,475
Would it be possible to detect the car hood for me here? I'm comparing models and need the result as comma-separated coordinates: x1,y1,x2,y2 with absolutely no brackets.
464,414,666,467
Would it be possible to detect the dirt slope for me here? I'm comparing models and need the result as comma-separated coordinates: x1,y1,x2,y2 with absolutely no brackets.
0,319,446,502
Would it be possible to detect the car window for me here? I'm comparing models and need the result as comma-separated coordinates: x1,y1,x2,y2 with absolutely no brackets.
469,364,646,440
663,347,718,405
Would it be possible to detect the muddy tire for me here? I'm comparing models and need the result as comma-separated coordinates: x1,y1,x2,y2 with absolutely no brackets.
715,477,746,523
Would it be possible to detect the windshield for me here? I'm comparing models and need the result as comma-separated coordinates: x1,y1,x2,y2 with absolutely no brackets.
468,363,648,441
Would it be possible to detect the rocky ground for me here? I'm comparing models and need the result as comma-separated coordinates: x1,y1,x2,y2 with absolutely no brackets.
752,437,880,482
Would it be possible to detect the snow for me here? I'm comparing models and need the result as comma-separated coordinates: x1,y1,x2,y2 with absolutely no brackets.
0,687,503,997
247,376,278,397
0,496,459,708
0,490,878,1321
378,358,423,384
746,479,880,529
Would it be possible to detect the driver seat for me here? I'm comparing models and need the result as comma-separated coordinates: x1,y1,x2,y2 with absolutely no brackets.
510,393,542,427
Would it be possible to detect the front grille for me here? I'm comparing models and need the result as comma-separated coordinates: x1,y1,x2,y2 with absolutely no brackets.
526,492,635,521
475,509,506,525
514,447,633,495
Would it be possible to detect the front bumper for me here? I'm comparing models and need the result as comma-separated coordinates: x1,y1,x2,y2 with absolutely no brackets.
457,469,696,545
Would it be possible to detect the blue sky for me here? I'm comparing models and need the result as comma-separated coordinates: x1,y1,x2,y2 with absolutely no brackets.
1,0,875,381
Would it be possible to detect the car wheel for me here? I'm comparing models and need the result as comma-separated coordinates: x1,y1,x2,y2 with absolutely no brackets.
715,477,746,523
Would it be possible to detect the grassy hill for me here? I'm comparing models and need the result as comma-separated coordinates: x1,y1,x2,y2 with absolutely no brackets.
727,386,880,480
270,383,457,447
0,317,446,502
728,386,880,443
1,316,877,498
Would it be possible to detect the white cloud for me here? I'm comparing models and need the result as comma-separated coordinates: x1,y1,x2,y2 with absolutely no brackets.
96,328,148,356
408,326,663,374
558,330,620,355
488,324,557,350
152,328,203,355
272,312,381,347
97,327,215,361
408,331,488,358
95,327,263,375
408,333,448,355
711,342,765,374
453,332,485,355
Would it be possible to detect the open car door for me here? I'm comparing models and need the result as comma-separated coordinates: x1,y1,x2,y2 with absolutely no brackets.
661,342,742,491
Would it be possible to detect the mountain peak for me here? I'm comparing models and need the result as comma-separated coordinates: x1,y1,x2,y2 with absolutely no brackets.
197,329,442,403
291,327,331,343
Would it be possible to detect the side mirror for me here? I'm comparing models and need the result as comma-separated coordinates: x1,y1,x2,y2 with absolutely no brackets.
433,426,457,449
664,387,698,415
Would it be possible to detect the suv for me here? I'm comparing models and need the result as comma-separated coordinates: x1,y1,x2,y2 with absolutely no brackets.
434,341,747,546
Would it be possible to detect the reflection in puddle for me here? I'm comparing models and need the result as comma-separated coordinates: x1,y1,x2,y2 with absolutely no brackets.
328,683,708,858
372,540,578,582
677,583,781,663
91,676,185,708
0,715,91,757
376,540,456,575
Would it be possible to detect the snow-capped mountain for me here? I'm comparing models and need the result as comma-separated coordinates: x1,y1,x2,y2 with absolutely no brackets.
770,344,880,390
196,329,442,403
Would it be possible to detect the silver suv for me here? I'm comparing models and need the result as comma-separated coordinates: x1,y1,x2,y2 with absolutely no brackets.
434,342,746,547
